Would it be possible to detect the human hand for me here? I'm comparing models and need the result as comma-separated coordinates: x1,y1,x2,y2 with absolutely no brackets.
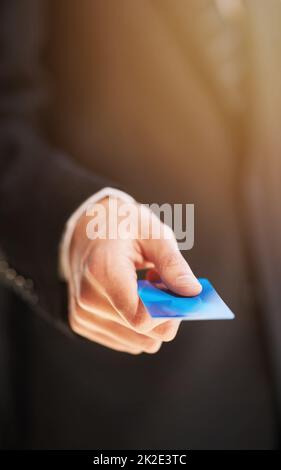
67,197,201,354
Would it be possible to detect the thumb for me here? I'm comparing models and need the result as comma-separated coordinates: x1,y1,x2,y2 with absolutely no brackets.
140,238,202,296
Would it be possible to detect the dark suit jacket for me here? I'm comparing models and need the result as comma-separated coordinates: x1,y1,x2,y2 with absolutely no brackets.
0,0,280,449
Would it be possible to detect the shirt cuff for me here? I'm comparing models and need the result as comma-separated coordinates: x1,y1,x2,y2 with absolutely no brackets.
59,187,135,281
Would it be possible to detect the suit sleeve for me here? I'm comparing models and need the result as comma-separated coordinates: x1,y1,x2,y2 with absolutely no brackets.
0,0,109,332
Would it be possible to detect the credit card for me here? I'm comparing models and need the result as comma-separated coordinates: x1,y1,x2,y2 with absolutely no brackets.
137,278,234,320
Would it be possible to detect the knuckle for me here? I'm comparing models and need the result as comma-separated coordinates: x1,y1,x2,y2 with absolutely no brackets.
68,312,82,334
77,281,97,309
127,314,141,330
109,287,136,319
144,339,162,354
112,295,127,315
159,252,180,271
130,349,143,356
162,331,177,342
154,322,179,342
72,299,82,317
78,285,89,306
69,299,89,329
128,313,151,333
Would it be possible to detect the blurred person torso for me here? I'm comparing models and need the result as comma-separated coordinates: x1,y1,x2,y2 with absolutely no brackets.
2,0,281,449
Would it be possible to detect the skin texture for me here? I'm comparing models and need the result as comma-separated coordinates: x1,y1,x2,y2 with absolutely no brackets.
68,197,202,354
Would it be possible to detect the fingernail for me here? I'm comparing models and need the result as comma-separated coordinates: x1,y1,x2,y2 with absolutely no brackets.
176,274,201,289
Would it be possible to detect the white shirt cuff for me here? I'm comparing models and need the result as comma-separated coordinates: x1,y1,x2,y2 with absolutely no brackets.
59,187,134,281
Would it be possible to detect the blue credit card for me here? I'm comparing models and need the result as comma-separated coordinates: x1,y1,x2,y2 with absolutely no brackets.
137,278,234,320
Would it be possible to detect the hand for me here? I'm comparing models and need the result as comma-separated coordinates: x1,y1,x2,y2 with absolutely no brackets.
67,197,201,354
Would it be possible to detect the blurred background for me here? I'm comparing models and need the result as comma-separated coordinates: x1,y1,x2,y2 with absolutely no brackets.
1,0,281,449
